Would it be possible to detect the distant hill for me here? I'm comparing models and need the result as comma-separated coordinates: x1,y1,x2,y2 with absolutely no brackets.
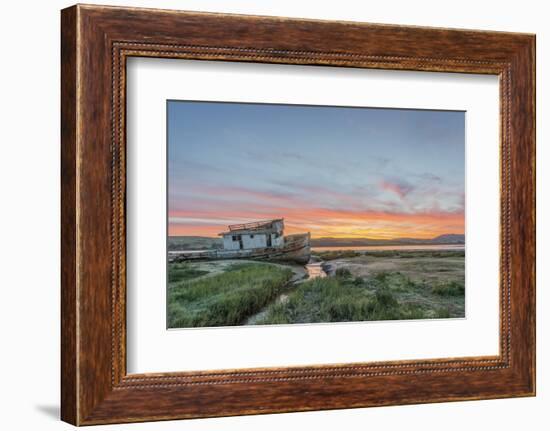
430,234,466,244
310,234,464,247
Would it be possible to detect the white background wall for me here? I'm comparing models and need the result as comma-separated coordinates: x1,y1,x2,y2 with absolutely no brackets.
0,0,546,429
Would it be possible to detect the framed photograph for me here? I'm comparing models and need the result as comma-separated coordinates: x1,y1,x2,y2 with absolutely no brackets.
61,4,535,425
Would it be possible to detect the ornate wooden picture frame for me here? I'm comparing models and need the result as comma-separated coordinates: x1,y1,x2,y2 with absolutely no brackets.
61,4,535,425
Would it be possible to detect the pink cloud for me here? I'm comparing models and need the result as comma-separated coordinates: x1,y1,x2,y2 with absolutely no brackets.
379,179,415,199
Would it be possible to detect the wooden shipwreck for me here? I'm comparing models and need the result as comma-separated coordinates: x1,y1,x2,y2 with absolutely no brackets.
169,218,311,265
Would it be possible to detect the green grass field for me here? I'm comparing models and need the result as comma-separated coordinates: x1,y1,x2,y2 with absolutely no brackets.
167,251,464,328
167,262,293,328
255,269,464,325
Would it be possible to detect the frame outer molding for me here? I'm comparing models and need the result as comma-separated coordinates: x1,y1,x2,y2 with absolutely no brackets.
61,4,535,426
61,5,78,424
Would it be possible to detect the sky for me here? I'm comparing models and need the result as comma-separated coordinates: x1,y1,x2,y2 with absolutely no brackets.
168,101,465,239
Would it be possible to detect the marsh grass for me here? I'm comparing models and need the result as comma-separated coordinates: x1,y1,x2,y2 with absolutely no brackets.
257,270,464,325
431,280,465,296
168,263,209,283
368,250,465,259
312,249,464,261
167,262,293,328
166,251,464,328
313,250,362,261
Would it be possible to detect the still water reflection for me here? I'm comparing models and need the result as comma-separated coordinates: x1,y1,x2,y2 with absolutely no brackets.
305,262,327,279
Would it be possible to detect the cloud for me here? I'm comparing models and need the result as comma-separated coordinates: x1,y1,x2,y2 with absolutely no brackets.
417,172,442,183
168,182,465,239
169,202,464,239
379,178,415,199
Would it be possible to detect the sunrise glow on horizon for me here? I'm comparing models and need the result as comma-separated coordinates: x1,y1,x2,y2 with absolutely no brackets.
168,101,465,240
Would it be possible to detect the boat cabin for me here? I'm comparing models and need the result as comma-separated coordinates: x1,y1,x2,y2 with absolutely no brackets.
219,219,285,251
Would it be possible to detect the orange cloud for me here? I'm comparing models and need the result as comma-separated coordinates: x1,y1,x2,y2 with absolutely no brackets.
169,183,464,239
169,206,464,239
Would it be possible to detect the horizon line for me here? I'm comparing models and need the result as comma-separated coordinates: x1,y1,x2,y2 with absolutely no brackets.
167,232,465,240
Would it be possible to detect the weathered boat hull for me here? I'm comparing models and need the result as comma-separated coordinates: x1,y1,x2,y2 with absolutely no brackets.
169,233,311,265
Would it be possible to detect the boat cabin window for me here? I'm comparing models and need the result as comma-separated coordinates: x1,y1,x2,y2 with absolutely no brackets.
232,235,242,241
